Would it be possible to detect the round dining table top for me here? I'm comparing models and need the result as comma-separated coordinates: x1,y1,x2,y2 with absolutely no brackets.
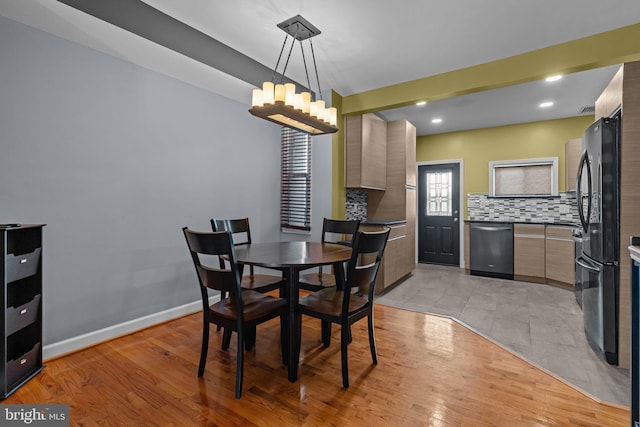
233,241,352,269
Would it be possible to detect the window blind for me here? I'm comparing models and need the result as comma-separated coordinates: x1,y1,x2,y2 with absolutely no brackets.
281,128,312,231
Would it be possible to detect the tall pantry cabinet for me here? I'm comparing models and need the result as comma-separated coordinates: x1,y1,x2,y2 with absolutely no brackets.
1,224,45,399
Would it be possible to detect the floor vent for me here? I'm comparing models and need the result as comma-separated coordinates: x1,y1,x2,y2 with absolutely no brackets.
579,105,596,114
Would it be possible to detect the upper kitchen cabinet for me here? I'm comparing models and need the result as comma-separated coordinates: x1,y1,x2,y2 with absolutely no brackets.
345,113,387,190
398,120,417,187
565,138,581,192
368,120,416,221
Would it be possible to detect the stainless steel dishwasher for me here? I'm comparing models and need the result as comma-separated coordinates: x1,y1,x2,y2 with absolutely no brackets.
469,222,514,279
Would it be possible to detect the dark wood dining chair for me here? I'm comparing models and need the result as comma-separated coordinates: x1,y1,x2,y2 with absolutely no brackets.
182,227,287,398
211,218,285,293
299,218,360,292
298,228,390,388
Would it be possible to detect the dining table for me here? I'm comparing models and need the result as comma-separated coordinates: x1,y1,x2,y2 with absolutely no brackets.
233,241,352,382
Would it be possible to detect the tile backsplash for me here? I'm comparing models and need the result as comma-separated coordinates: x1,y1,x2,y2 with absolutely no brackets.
348,189,579,224
467,192,580,224
346,189,368,221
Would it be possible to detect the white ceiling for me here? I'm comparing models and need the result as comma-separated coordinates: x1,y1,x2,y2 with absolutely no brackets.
1,0,639,135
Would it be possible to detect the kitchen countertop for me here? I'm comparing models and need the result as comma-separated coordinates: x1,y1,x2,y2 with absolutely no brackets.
362,219,407,226
464,219,578,227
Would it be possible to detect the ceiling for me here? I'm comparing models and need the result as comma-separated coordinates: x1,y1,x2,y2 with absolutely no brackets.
1,0,639,135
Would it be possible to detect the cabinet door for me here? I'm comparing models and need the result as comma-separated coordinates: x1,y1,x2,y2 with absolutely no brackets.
405,189,416,274
404,121,416,187
565,138,581,192
382,233,406,289
345,114,387,190
513,224,545,281
545,226,575,286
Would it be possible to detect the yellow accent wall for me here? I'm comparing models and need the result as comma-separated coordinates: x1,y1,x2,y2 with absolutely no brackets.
341,23,640,114
331,23,640,215
331,90,346,219
416,116,594,217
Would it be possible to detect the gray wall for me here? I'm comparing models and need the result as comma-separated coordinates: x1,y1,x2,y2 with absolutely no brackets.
0,16,333,345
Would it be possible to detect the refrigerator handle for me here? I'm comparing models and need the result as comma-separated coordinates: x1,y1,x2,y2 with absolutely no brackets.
576,150,592,233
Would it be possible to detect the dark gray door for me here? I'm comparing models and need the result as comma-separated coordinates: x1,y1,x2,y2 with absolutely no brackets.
418,163,460,265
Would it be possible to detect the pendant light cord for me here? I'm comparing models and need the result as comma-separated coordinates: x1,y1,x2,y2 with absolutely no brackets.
309,39,323,101
270,23,321,99
299,40,314,100
271,34,289,83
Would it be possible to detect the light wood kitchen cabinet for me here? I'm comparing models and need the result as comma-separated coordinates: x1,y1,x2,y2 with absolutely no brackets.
545,226,575,288
368,120,416,220
405,188,416,275
513,224,546,283
565,138,582,192
349,117,416,294
345,113,387,190
361,223,408,294
404,122,417,187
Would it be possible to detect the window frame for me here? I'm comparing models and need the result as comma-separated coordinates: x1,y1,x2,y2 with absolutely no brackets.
489,157,558,197
280,127,312,232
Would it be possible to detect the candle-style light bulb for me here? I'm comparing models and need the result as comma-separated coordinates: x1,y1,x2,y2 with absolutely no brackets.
262,82,274,105
251,89,263,107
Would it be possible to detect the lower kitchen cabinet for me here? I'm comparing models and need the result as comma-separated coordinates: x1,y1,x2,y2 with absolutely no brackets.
1,224,45,399
361,223,411,294
545,226,575,288
465,221,575,289
404,188,416,276
514,224,546,283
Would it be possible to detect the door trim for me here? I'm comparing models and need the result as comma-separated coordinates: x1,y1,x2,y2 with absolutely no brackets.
416,159,465,268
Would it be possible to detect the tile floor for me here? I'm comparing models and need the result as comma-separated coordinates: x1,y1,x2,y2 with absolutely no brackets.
376,263,630,406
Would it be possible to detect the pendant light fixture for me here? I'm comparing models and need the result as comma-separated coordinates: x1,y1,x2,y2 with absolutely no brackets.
249,15,338,135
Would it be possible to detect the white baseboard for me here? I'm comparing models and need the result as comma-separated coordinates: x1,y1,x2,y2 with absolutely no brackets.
43,296,220,360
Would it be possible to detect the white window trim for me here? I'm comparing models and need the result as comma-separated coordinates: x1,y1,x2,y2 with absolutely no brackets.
489,157,558,197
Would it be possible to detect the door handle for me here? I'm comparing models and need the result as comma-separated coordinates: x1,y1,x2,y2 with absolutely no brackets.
453,218,459,223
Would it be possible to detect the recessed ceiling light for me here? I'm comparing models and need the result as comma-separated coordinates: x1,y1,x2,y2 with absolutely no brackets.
545,75,563,82
431,118,442,124
539,101,554,108
416,101,427,106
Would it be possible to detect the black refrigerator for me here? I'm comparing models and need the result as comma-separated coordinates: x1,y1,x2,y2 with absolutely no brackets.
575,115,620,365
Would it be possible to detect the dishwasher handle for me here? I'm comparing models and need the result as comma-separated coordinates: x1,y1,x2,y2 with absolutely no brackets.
472,225,512,232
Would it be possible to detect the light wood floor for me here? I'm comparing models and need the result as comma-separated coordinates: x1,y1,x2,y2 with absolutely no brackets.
4,305,630,426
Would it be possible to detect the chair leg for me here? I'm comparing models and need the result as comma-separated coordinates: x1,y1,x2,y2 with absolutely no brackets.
198,320,210,377
280,313,288,366
321,320,332,347
368,314,377,365
245,327,256,351
217,291,227,332
235,329,244,398
297,312,303,363
222,328,232,350
341,324,350,388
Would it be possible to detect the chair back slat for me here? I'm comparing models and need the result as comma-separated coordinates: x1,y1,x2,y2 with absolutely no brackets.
211,218,251,247
322,218,360,245
195,265,238,293
183,227,242,296
343,228,390,312
349,264,379,290
184,228,232,255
